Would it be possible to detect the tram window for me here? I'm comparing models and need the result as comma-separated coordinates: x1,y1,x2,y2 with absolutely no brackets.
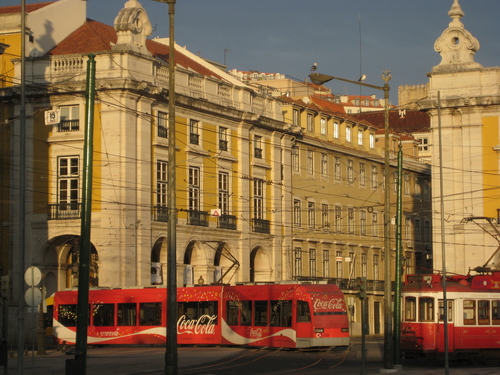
418,297,434,322
178,301,218,325
241,301,252,326
478,300,490,325
492,300,500,325
270,300,292,327
438,300,453,322
297,300,311,323
226,301,239,326
404,297,416,322
139,303,162,326
254,301,268,326
118,303,137,326
463,300,476,325
58,304,77,327
93,304,115,326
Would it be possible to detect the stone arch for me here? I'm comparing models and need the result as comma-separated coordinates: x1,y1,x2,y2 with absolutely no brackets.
184,240,208,266
183,240,212,286
250,246,272,282
44,235,99,290
151,237,167,285
213,242,239,284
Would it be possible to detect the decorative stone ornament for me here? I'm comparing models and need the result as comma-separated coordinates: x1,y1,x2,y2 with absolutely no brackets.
433,0,482,72
113,0,152,56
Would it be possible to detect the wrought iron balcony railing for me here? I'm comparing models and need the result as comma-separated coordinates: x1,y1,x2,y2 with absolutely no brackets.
218,214,237,230
252,218,270,233
58,119,80,132
48,203,82,220
187,210,209,227
190,133,199,145
153,206,169,222
219,140,228,151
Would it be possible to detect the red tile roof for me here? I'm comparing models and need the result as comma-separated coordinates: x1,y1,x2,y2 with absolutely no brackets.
0,2,55,15
310,95,346,115
354,110,430,134
46,19,224,80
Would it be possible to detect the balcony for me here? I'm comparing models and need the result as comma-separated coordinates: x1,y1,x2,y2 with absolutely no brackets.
190,133,199,145
48,203,81,220
158,126,168,138
187,210,209,227
219,140,228,151
252,218,270,234
153,206,168,222
254,148,263,159
59,119,80,132
218,214,237,230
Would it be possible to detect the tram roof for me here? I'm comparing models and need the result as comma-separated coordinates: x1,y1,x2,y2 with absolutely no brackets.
404,272,500,293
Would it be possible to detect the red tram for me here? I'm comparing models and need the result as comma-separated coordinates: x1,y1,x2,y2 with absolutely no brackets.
401,272,500,359
53,283,350,349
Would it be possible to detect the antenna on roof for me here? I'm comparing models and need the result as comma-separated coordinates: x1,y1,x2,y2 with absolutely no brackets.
358,14,363,113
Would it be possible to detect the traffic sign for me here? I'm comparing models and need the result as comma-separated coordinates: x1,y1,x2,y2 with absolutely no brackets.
211,209,221,217
25,287,42,307
24,266,42,287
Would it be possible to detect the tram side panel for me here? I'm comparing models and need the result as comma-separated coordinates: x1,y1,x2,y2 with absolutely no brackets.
53,284,350,348
401,274,500,359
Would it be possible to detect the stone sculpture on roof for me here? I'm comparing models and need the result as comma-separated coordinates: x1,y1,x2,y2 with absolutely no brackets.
433,0,482,72
113,0,152,56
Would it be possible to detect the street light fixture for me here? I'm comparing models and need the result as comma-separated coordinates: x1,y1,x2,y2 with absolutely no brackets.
309,70,394,370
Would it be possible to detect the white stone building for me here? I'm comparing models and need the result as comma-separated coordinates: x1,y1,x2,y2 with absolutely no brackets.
418,0,500,275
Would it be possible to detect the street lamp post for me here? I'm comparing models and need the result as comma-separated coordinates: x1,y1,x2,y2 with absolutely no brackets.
150,1,178,374
309,71,393,369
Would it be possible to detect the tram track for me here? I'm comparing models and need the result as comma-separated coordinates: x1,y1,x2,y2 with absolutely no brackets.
178,345,352,375
179,346,281,374
264,344,352,375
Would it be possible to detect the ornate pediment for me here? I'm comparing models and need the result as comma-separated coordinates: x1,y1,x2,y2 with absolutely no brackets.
112,0,152,56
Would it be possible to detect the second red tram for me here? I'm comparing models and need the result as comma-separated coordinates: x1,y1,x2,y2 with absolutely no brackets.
53,283,350,349
401,272,500,359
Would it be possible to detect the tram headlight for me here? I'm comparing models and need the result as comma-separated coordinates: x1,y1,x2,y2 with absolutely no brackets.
314,328,324,333
341,328,349,333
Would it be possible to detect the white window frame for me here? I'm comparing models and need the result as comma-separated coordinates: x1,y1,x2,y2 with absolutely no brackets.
333,122,339,139
320,117,327,135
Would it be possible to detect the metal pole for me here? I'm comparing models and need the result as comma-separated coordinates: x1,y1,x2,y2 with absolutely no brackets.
393,144,403,364
70,54,96,375
382,72,393,370
36,293,45,355
17,1,26,372
437,91,449,375
165,1,178,374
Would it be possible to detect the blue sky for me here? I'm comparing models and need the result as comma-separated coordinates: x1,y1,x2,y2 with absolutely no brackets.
5,0,500,104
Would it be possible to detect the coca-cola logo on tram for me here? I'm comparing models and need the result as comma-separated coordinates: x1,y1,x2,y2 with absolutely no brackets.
177,314,217,335
313,298,345,311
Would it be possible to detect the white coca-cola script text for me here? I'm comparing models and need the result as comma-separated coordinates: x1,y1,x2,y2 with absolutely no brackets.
177,314,217,335
313,298,344,311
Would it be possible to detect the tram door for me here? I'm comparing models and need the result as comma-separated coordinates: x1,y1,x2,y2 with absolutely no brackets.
437,299,454,352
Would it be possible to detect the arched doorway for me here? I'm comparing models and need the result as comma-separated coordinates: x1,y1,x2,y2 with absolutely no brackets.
250,246,272,282
213,242,239,284
183,240,210,286
151,237,166,285
64,239,99,288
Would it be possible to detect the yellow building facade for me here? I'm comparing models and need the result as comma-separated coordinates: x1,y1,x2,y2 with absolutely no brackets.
279,96,432,334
